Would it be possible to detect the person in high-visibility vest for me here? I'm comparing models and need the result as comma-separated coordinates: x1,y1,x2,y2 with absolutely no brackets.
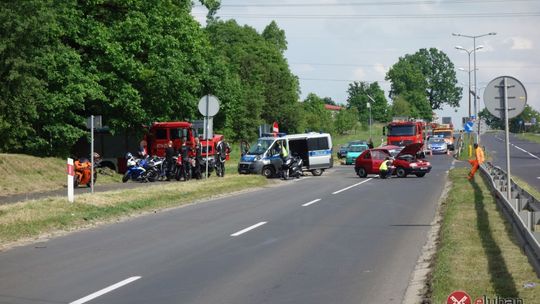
468,143,485,180
379,157,393,179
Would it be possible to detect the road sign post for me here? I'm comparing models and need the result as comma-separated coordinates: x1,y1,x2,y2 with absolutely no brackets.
198,95,220,179
484,76,527,201
86,115,101,194
67,158,74,203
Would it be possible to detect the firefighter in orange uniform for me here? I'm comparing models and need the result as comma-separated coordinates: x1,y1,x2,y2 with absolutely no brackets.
468,143,485,180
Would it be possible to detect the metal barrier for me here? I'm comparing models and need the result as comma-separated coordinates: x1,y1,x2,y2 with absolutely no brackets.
481,162,540,276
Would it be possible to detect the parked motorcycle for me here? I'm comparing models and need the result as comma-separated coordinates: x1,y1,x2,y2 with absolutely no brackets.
122,153,147,183
145,156,166,182
281,155,303,180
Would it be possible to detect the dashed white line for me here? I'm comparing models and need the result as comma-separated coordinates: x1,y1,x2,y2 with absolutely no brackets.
70,276,141,304
231,222,267,237
302,199,321,207
332,178,373,195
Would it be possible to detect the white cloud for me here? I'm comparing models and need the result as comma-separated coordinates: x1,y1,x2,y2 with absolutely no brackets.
352,67,366,80
373,63,387,78
510,37,533,50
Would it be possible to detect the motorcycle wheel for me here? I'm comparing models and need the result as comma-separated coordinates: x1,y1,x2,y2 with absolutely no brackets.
122,173,130,183
147,170,158,182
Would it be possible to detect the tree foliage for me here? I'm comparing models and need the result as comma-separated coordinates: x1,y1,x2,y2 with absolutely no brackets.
346,81,390,124
302,93,334,133
480,105,540,133
386,48,462,120
335,106,359,135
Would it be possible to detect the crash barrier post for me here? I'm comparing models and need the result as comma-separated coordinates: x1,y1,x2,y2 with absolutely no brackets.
480,162,540,277
67,158,74,203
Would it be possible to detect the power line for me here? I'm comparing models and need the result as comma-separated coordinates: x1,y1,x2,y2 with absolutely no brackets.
291,62,540,69
194,12,540,20
195,0,540,8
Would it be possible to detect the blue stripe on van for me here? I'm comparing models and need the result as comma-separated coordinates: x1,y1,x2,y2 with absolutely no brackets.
309,149,332,157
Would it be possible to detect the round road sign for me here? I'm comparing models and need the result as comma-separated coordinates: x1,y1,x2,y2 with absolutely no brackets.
483,76,527,119
198,94,220,117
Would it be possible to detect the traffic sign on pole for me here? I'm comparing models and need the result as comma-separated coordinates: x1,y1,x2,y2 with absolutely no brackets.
198,95,220,179
484,76,527,201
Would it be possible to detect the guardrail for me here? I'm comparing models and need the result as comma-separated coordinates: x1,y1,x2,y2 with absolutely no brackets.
481,162,540,276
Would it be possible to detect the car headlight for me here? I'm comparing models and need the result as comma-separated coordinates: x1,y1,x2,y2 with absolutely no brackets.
410,163,418,167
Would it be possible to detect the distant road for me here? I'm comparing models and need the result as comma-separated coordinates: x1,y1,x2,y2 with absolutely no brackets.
0,155,453,304
481,131,540,192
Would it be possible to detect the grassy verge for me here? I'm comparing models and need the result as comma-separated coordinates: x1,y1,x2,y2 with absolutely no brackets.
0,174,267,248
517,132,540,144
430,168,540,303
0,154,122,196
513,176,540,201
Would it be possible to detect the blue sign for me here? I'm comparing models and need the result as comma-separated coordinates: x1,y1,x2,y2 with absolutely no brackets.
464,121,474,133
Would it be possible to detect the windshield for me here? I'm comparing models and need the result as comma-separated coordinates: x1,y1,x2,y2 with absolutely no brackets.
349,145,367,152
248,139,275,155
388,125,416,136
429,138,446,144
434,131,452,137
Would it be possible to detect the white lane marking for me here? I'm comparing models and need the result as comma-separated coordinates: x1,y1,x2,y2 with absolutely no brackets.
302,198,321,207
332,178,373,195
231,222,267,237
70,276,141,304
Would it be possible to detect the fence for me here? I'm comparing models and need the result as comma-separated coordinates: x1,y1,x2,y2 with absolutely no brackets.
481,162,540,276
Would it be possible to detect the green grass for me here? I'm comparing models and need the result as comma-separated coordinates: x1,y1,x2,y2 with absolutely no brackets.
0,174,267,248
513,176,540,201
517,132,540,144
430,168,540,303
0,154,123,196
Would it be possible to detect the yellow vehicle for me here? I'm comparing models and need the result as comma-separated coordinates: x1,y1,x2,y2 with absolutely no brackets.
432,125,454,150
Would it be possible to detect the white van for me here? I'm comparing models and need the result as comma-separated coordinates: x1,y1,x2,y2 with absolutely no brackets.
238,133,333,178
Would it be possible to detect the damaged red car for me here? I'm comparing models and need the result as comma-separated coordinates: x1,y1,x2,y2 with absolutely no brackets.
354,143,432,178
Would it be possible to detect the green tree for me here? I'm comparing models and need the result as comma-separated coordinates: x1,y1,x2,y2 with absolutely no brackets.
262,20,287,53
391,96,412,117
335,106,359,135
302,93,334,133
346,81,390,124
386,48,462,115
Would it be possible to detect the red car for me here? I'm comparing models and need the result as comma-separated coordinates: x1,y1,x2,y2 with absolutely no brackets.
354,143,432,178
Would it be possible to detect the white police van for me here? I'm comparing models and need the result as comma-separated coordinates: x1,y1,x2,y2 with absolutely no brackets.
238,132,333,178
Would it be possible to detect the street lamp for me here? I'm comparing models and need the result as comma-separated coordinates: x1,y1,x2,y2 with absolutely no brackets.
366,94,375,141
455,45,483,118
453,32,496,143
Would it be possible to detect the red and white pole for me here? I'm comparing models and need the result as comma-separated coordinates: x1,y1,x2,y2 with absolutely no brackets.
67,158,74,203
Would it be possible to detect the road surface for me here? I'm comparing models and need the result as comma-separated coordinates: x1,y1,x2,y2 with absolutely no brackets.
481,131,540,192
0,155,453,304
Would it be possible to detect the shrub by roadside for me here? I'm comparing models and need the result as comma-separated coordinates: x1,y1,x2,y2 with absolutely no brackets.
429,168,540,303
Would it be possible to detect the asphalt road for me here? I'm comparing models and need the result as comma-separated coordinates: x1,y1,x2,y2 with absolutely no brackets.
481,131,540,192
0,154,453,304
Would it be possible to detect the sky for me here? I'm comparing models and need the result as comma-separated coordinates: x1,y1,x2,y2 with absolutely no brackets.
192,0,540,127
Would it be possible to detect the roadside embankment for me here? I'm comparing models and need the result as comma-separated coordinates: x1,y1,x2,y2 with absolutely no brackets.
0,153,121,197
428,168,540,303
0,174,267,250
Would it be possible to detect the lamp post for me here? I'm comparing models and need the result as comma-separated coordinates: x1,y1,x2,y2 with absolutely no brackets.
453,32,496,143
455,46,482,118
367,95,375,141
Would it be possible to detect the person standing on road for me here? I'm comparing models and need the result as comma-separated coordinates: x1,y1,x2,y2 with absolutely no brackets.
468,143,485,180
165,140,176,181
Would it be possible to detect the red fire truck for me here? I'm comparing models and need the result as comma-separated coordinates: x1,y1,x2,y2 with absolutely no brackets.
383,120,425,147
144,121,225,159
